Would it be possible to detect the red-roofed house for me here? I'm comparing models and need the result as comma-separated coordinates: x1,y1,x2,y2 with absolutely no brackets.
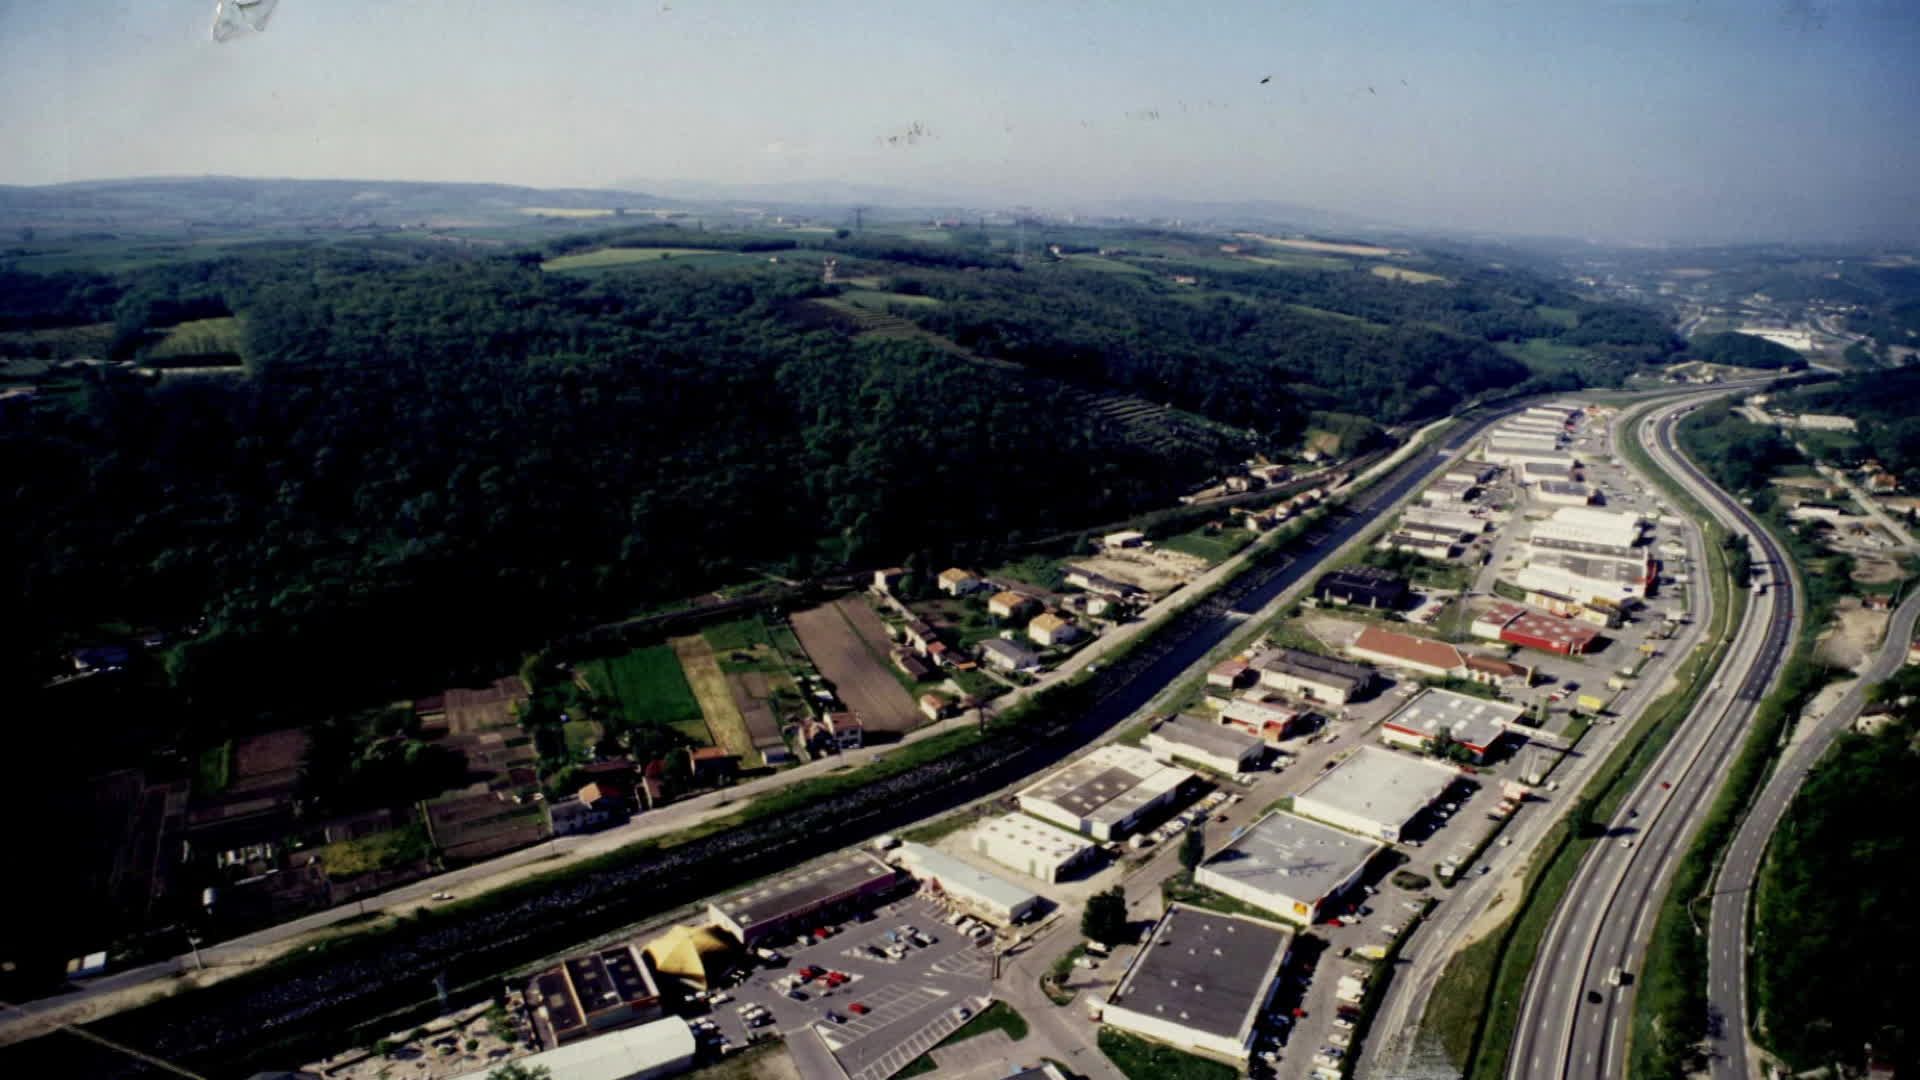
1207,659,1252,689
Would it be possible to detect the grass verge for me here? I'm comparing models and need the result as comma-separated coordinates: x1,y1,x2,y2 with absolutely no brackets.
1098,1027,1240,1080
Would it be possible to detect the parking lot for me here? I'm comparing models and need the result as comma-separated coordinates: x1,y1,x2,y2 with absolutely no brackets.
688,893,992,1077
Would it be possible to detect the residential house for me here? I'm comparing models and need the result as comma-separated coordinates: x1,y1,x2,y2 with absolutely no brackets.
1027,612,1083,647
938,568,984,596
902,620,939,654
872,567,907,593
979,638,1043,674
988,590,1039,621
920,694,949,722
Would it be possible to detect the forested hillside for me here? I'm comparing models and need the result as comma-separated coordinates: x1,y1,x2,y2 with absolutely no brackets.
1769,367,1920,486
0,224,1657,735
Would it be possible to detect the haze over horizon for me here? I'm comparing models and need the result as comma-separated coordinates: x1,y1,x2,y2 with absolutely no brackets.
3,1,1916,245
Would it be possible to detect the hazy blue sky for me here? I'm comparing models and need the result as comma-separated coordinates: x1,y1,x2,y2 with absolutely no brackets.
2,1,1915,242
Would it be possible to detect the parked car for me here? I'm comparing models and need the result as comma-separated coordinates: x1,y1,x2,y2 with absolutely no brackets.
849,1002,870,1015
824,1010,846,1024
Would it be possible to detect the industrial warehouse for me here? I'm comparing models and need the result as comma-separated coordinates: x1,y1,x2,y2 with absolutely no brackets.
1016,743,1195,840
1292,745,1462,841
706,850,901,944
525,943,664,1047
1472,601,1602,656
1143,713,1267,774
969,812,1100,883
1379,688,1527,762
1252,645,1377,705
1098,903,1293,1067
891,842,1042,923
1195,811,1384,925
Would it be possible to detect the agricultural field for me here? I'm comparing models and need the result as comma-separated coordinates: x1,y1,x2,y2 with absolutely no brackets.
670,634,760,765
789,596,921,734
516,207,618,218
582,644,711,746
1237,233,1403,258
905,595,1004,649
540,247,758,272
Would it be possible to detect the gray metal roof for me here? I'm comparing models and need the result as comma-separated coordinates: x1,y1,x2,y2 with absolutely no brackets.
1199,811,1382,909
1107,904,1290,1042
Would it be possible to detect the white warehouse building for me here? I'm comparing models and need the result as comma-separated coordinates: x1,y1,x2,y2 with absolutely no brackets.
1016,744,1194,841
969,813,1099,884
1291,745,1461,842
893,842,1042,923
1196,811,1383,925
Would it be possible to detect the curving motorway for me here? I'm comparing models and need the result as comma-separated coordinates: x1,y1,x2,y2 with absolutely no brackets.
1702,566,1920,1078
1507,393,1801,1080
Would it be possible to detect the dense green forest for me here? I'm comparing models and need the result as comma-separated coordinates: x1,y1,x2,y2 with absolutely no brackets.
0,226,1675,744
1752,667,1920,1073
1685,330,1807,370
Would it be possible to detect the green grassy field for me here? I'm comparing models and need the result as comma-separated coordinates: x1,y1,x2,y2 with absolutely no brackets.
839,288,941,310
195,740,234,797
1157,527,1253,565
540,247,757,272
1497,338,1593,376
314,822,431,881
1372,264,1449,284
1533,305,1580,329
561,718,601,757
1097,1028,1239,1080
702,615,774,654
582,645,709,743
147,316,246,364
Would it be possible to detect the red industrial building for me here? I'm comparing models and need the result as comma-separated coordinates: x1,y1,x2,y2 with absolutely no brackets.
1474,602,1599,656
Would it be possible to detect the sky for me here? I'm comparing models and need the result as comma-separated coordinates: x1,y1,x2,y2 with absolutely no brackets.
1,1,1916,244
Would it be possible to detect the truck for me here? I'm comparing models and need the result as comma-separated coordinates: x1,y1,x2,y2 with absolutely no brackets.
1577,693,1608,713
1607,676,1630,692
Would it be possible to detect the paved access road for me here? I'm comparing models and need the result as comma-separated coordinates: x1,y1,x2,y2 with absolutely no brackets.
1507,394,1800,1080
1703,583,1920,1079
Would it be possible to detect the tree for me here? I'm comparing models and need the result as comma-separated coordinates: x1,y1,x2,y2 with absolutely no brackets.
1179,824,1206,878
1082,885,1129,945
488,1065,553,1080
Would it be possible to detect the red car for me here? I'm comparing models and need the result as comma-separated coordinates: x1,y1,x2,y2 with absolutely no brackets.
849,1002,870,1015
799,965,824,981
825,972,849,988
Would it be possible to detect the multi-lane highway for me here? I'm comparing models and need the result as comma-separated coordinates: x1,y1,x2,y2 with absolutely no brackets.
1702,573,1920,1078
1507,395,1801,1080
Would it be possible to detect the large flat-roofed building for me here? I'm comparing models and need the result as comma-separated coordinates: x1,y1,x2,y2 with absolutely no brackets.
1314,567,1410,611
449,1018,696,1080
1522,459,1577,482
1253,646,1375,705
526,943,664,1047
970,813,1099,884
1100,903,1292,1067
1530,506,1643,555
1400,507,1486,541
1380,689,1526,761
1480,444,1579,470
707,851,901,944
1514,550,1652,604
1196,811,1383,925
1292,745,1460,842
893,842,1042,923
1144,714,1266,775
1017,744,1194,841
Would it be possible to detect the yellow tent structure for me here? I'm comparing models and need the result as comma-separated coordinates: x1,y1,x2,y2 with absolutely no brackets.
642,924,738,991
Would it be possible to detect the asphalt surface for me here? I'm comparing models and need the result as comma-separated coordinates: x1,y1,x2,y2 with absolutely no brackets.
1702,571,1920,1079
1507,394,1801,1080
